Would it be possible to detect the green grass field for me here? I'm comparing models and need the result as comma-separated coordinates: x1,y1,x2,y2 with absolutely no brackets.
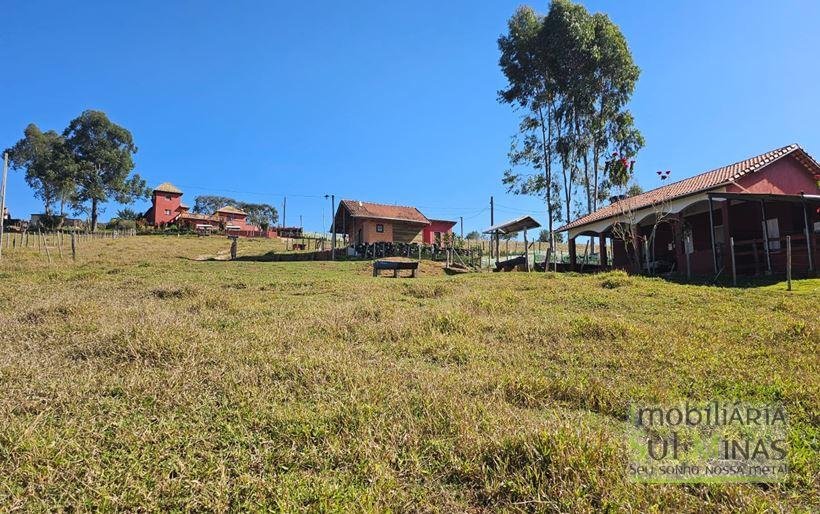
0,235,817,511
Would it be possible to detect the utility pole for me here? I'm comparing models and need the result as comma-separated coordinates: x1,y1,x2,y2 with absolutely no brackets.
0,153,8,260
326,194,336,260
490,196,498,263
282,196,286,228
299,214,303,229
460,216,463,239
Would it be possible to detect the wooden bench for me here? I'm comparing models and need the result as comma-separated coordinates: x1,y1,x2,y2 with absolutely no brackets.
373,260,419,278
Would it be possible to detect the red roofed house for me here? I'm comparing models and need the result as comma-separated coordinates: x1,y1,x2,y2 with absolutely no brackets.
331,200,455,245
145,183,273,236
557,144,820,277
215,205,259,235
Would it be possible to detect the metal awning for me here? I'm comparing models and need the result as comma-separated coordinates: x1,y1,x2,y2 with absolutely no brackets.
483,215,541,234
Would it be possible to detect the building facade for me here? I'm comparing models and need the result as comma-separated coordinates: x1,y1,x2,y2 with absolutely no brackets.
331,200,455,245
145,182,188,226
558,144,820,277
145,182,273,237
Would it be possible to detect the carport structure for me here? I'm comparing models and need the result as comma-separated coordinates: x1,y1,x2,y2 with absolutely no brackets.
484,215,541,271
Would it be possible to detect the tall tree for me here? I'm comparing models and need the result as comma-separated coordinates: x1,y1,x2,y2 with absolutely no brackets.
193,195,236,214
192,195,279,229
499,1,642,259
5,124,77,218
587,11,642,214
499,5,563,259
239,203,278,230
63,110,147,231
546,0,595,225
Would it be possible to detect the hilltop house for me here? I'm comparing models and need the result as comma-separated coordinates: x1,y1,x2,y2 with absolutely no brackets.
145,182,188,226
145,182,272,237
330,200,456,245
557,144,820,277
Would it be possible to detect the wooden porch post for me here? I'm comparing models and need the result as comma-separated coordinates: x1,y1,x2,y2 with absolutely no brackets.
760,199,772,274
599,234,608,268
523,229,529,272
568,237,577,271
802,197,814,272
720,199,733,272
672,214,684,275
495,230,500,265
708,196,718,274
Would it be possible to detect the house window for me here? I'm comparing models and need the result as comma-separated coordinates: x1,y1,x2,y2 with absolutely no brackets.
764,218,780,251
376,224,384,233
164,209,171,215
166,195,172,200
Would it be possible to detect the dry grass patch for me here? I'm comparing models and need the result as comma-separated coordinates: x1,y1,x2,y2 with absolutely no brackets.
0,235,816,511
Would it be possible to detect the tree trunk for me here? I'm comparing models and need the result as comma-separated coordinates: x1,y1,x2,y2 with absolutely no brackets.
537,104,555,268
583,150,594,255
91,198,98,233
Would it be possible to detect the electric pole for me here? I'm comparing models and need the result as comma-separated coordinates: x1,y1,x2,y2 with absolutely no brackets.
325,194,336,260
490,196,497,262
282,196,286,228
460,216,463,239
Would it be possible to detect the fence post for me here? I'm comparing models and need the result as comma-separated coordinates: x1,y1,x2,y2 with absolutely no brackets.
71,232,77,261
40,231,52,264
786,235,792,291
730,237,736,286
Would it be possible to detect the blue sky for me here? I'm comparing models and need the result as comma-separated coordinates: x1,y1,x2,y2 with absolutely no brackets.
2,0,819,235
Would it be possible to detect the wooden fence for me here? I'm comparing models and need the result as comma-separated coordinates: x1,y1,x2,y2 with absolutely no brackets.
0,228,137,264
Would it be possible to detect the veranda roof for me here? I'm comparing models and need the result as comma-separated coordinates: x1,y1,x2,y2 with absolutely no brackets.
483,215,541,234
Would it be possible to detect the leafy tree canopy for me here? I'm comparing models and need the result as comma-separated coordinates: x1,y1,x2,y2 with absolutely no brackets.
193,195,278,230
5,124,76,217
64,110,148,231
499,0,643,243
115,208,142,220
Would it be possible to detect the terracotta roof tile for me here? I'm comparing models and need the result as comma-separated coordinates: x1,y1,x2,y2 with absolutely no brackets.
341,200,430,224
178,212,220,222
558,144,817,232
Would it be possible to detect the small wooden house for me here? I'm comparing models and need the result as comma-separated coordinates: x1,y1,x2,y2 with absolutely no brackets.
330,200,455,245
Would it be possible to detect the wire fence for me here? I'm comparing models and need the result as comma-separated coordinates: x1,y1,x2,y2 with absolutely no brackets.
0,228,138,264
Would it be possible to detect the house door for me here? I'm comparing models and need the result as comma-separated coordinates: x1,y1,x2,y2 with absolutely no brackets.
357,228,363,245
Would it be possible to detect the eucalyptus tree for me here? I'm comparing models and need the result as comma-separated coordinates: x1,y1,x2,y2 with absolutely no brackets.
585,12,643,213
498,5,562,255
64,110,147,232
499,0,643,245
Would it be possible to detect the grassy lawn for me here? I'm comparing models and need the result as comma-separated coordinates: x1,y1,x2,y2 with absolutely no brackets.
0,235,817,511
